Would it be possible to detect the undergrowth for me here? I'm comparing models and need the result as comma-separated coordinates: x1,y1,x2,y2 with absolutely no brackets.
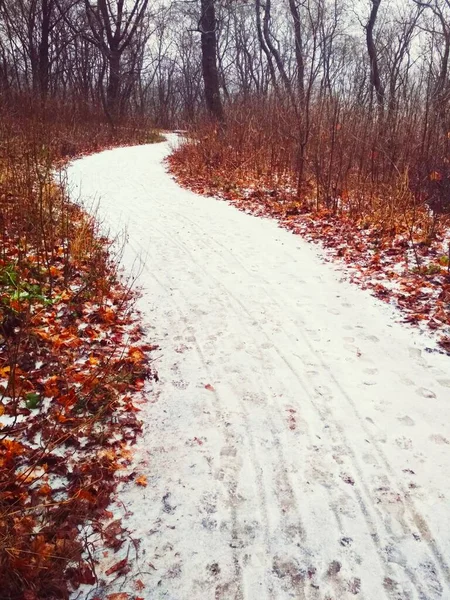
0,95,161,599
169,105,450,350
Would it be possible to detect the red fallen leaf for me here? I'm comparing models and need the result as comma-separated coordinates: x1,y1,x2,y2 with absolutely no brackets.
105,558,128,576
1,439,26,456
77,563,96,585
106,594,129,600
404,313,427,324
44,375,62,398
57,389,77,409
373,284,390,298
135,579,145,591
433,307,447,322
38,483,52,496
99,306,116,323
76,488,96,503
55,411,77,423
438,336,450,353
193,437,203,445
104,519,122,539
140,343,159,352
205,384,215,392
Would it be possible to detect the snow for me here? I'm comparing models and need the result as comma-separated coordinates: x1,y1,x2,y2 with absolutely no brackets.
67,134,450,600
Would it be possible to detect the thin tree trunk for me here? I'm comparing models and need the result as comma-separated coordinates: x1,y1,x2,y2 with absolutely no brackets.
199,0,224,122
366,0,384,113
262,0,292,94
107,48,121,117
287,0,304,101
255,0,277,91
38,0,51,99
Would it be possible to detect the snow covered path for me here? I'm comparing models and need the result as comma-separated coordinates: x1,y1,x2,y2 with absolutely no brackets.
67,135,450,600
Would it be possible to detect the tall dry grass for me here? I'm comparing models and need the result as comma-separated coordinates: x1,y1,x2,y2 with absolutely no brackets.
174,95,449,242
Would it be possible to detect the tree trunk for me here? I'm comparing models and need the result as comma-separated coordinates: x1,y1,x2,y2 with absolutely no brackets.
199,0,224,122
287,0,304,101
366,0,384,113
38,0,51,99
255,0,277,91
107,48,121,117
262,0,292,94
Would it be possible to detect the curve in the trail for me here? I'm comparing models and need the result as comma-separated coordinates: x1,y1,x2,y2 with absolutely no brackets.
67,135,450,600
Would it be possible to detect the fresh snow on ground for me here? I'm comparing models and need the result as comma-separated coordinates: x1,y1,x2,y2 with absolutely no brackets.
67,134,450,600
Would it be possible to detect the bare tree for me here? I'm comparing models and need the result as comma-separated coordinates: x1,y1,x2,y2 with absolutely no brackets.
199,0,224,121
72,0,149,116
365,0,384,112
0,0,58,98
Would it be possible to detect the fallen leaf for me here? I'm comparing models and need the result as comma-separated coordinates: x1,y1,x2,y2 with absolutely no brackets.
0,366,11,378
438,336,450,353
38,483,52,496
205,384,215,392
136,475,148,487
128,346,145,363
105,558,128,576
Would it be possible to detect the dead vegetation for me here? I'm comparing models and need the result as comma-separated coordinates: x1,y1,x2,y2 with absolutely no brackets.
0,96,160,599
169,98,450,348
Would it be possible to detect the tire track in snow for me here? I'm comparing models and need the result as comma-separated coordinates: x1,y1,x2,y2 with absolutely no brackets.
67,135,450,600
170,205,450,596
137,217,443,597
128,219,336,590
142,227,422,598
130,240,293,600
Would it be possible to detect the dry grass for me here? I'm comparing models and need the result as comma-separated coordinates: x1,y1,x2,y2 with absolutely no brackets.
169,97,450,347
173,96,449,241
0,94,161,599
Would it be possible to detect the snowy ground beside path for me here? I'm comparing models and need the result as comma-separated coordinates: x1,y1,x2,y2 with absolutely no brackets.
67,134,450,600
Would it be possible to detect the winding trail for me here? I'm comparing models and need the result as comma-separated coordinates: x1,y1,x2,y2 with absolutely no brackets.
67,135,450,600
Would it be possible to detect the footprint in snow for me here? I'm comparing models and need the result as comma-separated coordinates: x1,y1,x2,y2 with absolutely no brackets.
395,436,413,450
416,387,436,399
172,379,189,389
430,434,449,445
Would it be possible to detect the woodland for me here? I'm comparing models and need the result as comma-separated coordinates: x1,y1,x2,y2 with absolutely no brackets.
0,0,450,597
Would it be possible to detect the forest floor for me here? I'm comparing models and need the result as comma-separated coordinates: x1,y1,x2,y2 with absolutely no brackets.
0,123,161,599
67,134,450,600
168,145,450,354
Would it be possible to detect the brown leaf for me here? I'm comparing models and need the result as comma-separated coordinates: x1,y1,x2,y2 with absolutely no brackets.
104,519,122,538
76,563,96,585
136,475,147,487
128,346,145,363
438,336,450,353
105,558,128,576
